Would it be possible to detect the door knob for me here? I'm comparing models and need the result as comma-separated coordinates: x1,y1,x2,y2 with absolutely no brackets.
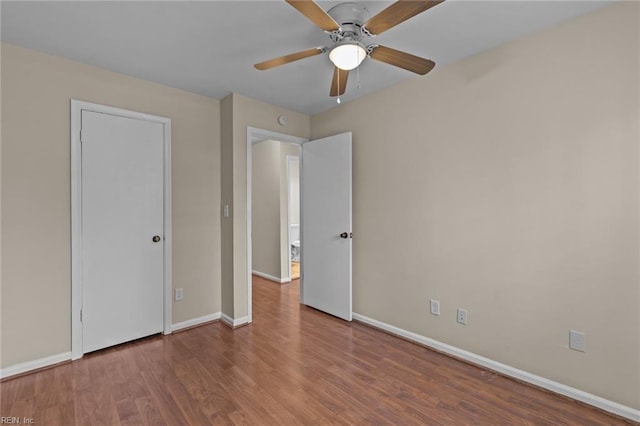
152,235,161,243
340,232,348,239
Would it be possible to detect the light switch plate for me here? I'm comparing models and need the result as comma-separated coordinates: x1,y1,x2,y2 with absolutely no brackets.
175,288,184,301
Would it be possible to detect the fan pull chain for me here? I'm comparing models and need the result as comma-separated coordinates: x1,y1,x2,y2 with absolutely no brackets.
337,69,341,104
355,46,361,89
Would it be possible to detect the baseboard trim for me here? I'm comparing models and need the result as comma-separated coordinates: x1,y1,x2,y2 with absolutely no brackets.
352,313,640,423
252,270,288,284
221,313,250,329
0,352,72,380
171,312,221,333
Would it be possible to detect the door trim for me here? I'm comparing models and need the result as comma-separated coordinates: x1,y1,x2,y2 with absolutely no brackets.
70,100,172,360
285,154,300,282
246,127,307,323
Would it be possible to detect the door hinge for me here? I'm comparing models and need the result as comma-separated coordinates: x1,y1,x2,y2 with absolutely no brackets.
79,129,84,143
80,309,83,322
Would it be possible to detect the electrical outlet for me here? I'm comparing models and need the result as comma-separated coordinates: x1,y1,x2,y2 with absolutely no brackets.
430,299,440,316
457,308,468,325
569,330,585,352
175,288,184,301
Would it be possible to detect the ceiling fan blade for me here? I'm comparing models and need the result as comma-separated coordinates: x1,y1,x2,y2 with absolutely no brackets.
364,1,445,36
255,47,324,70
285,0,340,32
369,45,435,75
330,67,349,97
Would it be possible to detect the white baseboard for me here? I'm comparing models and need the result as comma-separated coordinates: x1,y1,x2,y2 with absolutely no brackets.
252,270,288,283
2,314,223,379
0,352,71,380
352,313,640,423
171,312,221,332
221,313,250,328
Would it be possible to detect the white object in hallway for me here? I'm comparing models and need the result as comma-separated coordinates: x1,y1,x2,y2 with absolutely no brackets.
290,223,300,261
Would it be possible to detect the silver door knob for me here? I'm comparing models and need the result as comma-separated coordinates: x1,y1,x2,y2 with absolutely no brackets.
152,235,161,243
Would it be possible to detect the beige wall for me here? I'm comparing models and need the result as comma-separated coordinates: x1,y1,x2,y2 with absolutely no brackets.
220,95,234,317
1,43,221,367
312,2,639,409
0,43,4,368
221,93,309,319
252,140,281,278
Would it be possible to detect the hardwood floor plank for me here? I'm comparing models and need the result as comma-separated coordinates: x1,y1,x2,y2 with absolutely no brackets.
134,395,167,426
115,397,143,425
141,361,212,425
0,275,633,425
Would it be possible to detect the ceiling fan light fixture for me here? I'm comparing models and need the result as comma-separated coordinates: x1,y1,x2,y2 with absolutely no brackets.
329,43,366,71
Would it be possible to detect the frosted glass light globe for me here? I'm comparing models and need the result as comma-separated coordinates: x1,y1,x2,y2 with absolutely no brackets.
329,44,366,71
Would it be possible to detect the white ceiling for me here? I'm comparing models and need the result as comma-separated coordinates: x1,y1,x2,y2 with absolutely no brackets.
1,1,612,115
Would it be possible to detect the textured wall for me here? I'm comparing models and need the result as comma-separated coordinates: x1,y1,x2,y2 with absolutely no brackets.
311,3,639,408
1,43,221,366
221,93,309,320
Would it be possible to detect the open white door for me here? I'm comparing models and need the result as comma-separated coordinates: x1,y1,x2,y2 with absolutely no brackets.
301,132,352,321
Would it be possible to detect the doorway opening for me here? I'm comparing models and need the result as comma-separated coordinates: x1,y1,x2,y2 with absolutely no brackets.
287,155,301,280
250,139,300,284
246,127,307,323
246,127,353,323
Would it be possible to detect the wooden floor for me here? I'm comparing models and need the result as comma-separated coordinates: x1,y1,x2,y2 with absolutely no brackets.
291,261,300,280
1,276,631,425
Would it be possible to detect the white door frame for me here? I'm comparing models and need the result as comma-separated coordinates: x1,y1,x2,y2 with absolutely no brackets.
286,154,300,282
246,127,307,323
70,100,172,360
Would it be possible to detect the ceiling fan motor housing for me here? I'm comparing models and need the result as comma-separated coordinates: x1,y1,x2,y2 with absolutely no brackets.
327,2,371,43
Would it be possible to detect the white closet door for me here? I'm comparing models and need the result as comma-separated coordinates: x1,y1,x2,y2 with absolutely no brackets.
81,110,165,353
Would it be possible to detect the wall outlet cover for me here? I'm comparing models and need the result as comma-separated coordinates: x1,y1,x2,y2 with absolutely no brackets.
569,330,585,352
430,299,440,316
457,308,468,325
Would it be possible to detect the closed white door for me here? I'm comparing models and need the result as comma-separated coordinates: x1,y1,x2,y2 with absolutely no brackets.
81,110,165,353
301,132,352,321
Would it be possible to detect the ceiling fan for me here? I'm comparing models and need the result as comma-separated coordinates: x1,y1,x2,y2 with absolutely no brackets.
254,0,445,99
